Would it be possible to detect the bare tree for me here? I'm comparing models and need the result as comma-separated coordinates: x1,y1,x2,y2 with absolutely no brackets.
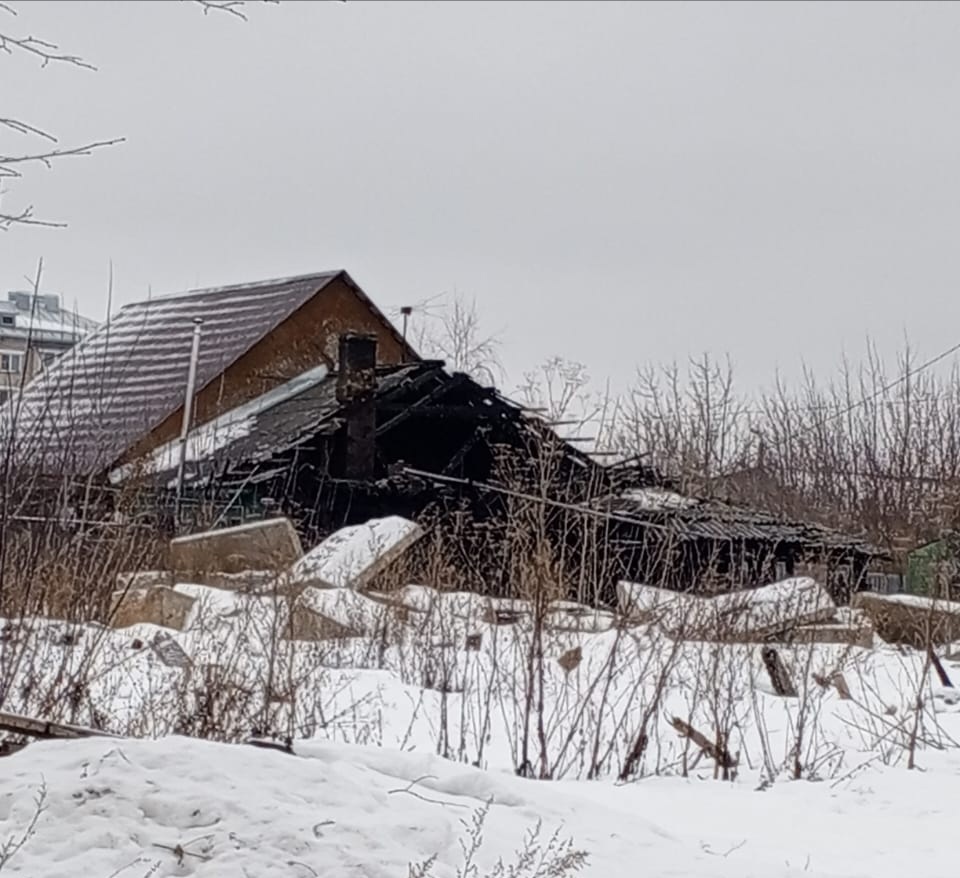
412,293,504,386
0,0,279,230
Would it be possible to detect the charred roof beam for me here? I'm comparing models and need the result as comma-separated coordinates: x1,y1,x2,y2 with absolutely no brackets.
375,372,475,436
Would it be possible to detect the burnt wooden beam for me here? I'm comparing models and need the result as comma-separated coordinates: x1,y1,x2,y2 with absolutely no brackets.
376,363,446,403
929,646,954,688
377,404,507,419
375,373,472,436
442,429,487,476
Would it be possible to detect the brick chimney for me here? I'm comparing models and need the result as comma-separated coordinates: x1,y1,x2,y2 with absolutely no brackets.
336,333,377,480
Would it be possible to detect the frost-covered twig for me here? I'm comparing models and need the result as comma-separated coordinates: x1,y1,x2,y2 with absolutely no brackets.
0,780,47,871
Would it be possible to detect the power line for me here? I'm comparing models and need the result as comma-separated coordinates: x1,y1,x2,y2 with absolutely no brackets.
792,339,960,439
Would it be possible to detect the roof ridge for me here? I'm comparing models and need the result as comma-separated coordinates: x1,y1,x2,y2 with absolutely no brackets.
124,270,344,308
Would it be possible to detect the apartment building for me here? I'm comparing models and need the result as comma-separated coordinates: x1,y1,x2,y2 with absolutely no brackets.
0,292,98,401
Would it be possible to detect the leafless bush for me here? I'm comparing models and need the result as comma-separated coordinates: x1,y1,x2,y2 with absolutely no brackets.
617,343,960,552
0,780,46,871
410,293,504,387
410,800,588,878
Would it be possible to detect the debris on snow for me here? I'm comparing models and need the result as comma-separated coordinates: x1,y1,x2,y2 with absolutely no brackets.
290,516,424,589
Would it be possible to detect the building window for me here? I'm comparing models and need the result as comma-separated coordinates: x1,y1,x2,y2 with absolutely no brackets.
0,353,22,373
0,316,14,327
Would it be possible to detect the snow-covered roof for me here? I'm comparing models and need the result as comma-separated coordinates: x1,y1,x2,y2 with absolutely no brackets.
619,488,697,511
0,292,98,345
109,360,439,486
2,271,414,475
109,364,332,485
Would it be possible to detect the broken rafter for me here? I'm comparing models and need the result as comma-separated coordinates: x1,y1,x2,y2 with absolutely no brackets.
375,373,472,436
377,404,507,420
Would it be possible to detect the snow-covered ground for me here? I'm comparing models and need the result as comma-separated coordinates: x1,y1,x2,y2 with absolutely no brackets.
4,733,960,876
3,574,960,875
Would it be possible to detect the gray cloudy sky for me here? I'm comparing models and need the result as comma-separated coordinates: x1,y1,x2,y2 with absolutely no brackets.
4,1,960,394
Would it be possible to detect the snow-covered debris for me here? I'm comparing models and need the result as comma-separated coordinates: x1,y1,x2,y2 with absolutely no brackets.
618,577,835,640
290,516,423,589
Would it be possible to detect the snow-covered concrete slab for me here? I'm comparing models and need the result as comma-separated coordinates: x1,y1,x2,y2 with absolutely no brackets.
713,577,837,640
285,586,379,640
618,578,836,641
290,516,424,589
617,581,703,631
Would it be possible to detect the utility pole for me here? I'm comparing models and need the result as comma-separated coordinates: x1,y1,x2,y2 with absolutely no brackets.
174,318,203,529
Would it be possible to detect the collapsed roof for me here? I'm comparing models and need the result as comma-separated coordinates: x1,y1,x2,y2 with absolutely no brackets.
595,488,884,556
111,358,549,489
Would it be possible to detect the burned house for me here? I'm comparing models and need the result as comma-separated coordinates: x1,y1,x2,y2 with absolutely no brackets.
110,332,883,606
7,268,882,606
111,332,595,543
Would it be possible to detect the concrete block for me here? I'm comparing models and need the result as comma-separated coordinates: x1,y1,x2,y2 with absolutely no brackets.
171,517,303,576
852,592,960,648
285,605,361,641
109,586,196,631
190,570,278,593
291,516,423,589
284,587,378,641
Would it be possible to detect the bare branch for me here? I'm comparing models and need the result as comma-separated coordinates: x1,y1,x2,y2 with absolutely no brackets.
0,25,95,70
0,137,125,177
0,205,66,231
0,117,57,142
189,0,283,20
191,0,251,19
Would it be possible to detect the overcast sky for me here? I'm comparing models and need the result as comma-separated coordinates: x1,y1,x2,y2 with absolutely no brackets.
4,1,960,395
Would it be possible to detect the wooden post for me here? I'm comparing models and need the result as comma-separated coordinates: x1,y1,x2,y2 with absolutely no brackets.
762,646,797,697
929,646,954,688
670,717,737,776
